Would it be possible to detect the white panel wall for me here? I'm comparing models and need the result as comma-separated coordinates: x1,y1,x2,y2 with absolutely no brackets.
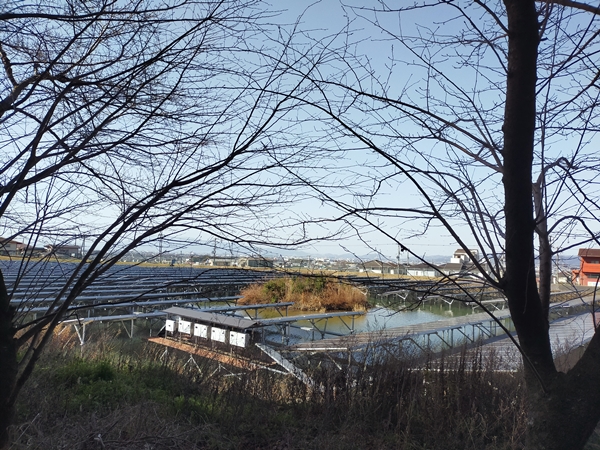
178,319,192,334
194,323,209,338
165,319,176,332
230,331,248,348
211,327,227,343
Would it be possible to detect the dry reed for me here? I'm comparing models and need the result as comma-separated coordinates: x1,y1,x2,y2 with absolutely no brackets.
239,276,368,312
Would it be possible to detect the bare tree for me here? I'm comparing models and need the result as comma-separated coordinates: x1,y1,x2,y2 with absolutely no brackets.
0,0,341,445
6,0,600,446
273,0,600,448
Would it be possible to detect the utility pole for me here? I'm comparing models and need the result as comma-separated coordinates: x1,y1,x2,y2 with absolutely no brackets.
158,232,163,263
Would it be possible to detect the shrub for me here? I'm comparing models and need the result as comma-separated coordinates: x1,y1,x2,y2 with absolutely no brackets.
263,278,288,303
55,359,115,386
239,276,368,311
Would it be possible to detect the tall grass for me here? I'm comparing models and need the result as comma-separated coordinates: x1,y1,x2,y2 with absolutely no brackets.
10,326,529,449
239,276,369,312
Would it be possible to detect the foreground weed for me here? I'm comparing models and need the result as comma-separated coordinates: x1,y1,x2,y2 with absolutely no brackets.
13,331,527,449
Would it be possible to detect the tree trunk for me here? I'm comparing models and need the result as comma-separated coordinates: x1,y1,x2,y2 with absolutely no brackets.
526,330,600,449
503,1,600,448
0,270,16,449
502,0,555,381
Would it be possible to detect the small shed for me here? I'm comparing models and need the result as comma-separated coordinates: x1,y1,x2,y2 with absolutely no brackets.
163,306,259,348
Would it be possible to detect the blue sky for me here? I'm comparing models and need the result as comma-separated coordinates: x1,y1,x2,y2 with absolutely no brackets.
5,0,598,263
251,0,600,261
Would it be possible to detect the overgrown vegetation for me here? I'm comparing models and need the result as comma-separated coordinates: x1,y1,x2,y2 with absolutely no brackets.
239,276,369,312
8,326,537,449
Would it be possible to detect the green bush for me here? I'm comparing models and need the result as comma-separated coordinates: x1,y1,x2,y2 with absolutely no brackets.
263,278,287,303
55,359,115,386
291,275,327,294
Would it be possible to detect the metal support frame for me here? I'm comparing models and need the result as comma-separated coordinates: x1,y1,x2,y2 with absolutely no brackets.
183,354,201,372
307,318,328,339
432,331,452,348
454,327,476,344
119,319,135,339
397,336,426,352
334,315,358,334
245,303,289,320
73,323,87,345
256,343,317,389
227,309,365,346
160,347,168,361
474,322,493,339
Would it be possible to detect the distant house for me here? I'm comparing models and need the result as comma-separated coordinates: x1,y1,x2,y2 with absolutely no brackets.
0,238,22,256
438,262,464,276
462,262,493,279
573,249,600,286
330,260,356,271
445,248,497,279
553,267,571,284
45,244,80,258
450,248,479,265
237,257,274,268
15,242,45,257
359,260,404,275
406,263,441,278
205,257,237,267
285,258,305,268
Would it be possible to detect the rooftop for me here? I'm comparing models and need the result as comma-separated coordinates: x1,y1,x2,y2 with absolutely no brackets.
578,249,600,258
164,306,258,330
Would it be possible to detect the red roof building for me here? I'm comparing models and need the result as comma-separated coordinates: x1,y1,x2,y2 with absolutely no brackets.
574,249,600,286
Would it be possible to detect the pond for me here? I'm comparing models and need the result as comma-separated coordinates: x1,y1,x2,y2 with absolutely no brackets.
255,296,490,344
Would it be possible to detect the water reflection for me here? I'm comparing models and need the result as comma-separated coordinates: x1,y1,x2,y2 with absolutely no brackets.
253,297,480,338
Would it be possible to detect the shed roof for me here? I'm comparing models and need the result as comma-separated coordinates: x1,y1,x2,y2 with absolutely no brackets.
164,306,258,330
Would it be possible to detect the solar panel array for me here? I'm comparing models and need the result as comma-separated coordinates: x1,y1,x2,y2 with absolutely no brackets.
1,260,279,319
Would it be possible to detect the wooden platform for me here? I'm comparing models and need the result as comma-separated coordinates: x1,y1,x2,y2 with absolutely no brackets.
148,337,267,369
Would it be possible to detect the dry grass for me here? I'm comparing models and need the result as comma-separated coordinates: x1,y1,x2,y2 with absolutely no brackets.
238,282,269,304
239,276,368,312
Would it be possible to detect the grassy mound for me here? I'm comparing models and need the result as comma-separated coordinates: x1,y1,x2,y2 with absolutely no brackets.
239,276,369,311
